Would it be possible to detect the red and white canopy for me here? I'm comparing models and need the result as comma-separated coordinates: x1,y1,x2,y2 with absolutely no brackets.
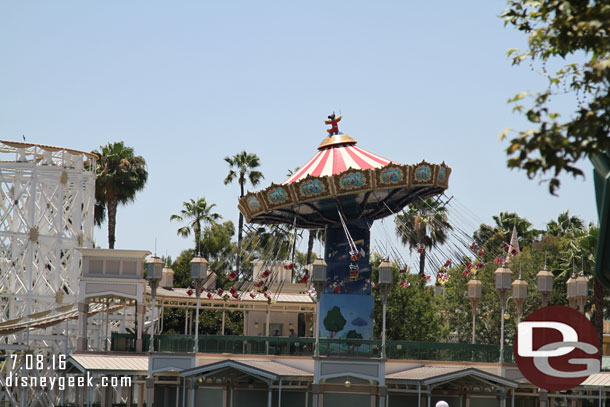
283,134,392,184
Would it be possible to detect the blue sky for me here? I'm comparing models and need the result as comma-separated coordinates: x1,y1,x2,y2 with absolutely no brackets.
0,1,597,262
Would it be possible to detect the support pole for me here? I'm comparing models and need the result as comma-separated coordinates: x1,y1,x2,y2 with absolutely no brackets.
499,305,505,363
193,279,202,354
222,309,226,336
381,295,387,359
149,283,158,353
471,303,476,344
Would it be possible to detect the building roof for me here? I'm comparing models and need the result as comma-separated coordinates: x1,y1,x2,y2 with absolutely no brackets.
182,358,312,380
386,365,464,380
68,354,148,375
582,373,610,387
387,365,518,387
152,286,315,305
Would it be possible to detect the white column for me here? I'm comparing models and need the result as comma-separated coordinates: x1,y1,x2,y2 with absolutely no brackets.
136,303,145,352
77,302,89,351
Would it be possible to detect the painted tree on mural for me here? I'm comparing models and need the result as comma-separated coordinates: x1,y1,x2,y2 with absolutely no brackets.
323,306,346,338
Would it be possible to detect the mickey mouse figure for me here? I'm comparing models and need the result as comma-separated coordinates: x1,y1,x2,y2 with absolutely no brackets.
325,113,342,136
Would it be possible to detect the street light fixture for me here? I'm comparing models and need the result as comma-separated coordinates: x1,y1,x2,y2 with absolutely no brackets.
467,277,482,344
378,260,393,359
145,256,163,354
575,272,589,313
311,258,327,358
190,255,209,353
494,262,512,363
568,271,588,313
512,268,528,324
566,271,578,309
536,266,553,307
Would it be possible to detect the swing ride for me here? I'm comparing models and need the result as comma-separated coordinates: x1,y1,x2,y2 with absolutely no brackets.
238,115,452,340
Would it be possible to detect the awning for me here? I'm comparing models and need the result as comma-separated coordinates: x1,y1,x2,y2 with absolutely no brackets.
386,365,518,388
67,354,148,376
181,358,313,382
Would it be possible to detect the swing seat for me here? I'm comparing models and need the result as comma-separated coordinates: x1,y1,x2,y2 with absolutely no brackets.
283,261,294,270
228,270,238,281
217,288,224,296
298,274,309,283
186,289,193,296
249,293,257,299
350,252,361,261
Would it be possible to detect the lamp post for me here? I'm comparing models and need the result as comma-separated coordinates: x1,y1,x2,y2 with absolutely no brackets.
190,255,209,354
145,256,163,353
311,258,327,358
467,277,482,344
378,260,393,359
512,269,528,325
494,262,512,363
536,266,553,307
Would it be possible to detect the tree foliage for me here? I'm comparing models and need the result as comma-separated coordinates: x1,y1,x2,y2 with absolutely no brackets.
92,141,148,249
170,197,222,253
372,259,449,342
224,151,264,270
501,0,610,194
395,198,453,276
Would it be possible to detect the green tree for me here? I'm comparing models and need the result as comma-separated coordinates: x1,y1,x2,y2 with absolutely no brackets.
395,198,453,276
501,0,610,194
224,151,264,271
492,211,541,248
546,210,585,237
170,197,222,253
92,141,148,249
371,256,448,342
556,223,606,349
323,306,346,338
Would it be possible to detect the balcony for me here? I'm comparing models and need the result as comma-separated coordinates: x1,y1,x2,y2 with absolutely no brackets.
110,333,514,363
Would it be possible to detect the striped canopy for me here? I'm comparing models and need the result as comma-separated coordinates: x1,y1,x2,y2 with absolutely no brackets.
238,131,450,228
283,134,392,184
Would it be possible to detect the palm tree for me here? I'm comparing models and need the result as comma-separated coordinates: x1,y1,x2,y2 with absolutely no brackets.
492,212,540,248
224,151,264,270
170,198,222,253
92,142,148,249
546,210,585,237
306,229,325,265
395,198,452,276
